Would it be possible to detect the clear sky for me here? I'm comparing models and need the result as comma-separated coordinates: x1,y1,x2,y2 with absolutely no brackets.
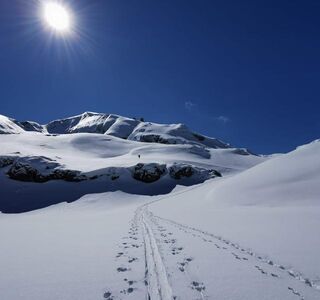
0,0,319,154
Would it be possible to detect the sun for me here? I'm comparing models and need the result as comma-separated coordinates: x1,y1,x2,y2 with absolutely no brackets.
42,2,72,33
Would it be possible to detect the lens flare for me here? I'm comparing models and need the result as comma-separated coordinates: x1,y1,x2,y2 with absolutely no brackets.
43,2,71,33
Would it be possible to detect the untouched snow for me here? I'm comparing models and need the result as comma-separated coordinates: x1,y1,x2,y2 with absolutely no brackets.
203,139,320,207
0,115,24,134
0,139,319,299
0,131,264,212
0,132,262,174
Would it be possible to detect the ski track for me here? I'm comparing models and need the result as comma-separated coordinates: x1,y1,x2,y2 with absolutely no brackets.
141,207,173,300
152,213,320,300
105,184,320,299
147,209,207,300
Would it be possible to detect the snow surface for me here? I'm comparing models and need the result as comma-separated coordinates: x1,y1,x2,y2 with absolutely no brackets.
0,112,319,299
0,115,24,134
0,131,264,212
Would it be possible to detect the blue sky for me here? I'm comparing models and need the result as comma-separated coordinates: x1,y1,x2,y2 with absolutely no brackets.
0,0,319,154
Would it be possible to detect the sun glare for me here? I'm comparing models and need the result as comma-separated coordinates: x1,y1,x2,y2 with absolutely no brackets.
43,2,71,33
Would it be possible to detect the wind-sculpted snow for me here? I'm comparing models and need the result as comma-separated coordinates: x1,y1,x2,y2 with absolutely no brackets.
203,139,320,207
105,116,140,139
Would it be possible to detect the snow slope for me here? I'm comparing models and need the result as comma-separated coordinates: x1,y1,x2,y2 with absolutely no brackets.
0,115,24,134
0,140,319,299
0,131,264,213
203,138,320,207
148,139,320,297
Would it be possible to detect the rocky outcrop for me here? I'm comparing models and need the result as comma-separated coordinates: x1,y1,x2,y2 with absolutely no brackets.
17,121,45,133
0,156,17,168
7,156,86,183
138,134,172,144
169,164,194,179
169,163,222,180
230,148,255,156
131,163,167,183
130,162,221,183
4,155,221,185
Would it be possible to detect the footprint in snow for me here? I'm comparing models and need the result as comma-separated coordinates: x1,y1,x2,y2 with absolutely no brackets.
231,252,242,260
172,247,183,255
288,287,303,298
191,281,206,292
116,252,124,258
178,257,193,272
255,265,267,275
120,287,135,295
124,279,135,286
117,267,129,272
128,257,138,263
103,291,114,299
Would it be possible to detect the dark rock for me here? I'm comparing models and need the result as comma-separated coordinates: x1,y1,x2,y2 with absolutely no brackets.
210,169,222,177
7,156,86,183
138,134,171,144
131,163,166,183
17,121,44,133
111,175,119,181
169,163,222,180
0,156,16,168
169,165,194,179
231,148,256,156
192,133,205,141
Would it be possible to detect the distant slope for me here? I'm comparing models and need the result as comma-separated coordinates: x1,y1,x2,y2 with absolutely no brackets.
1,112,230,149
46,112,230,148
204,139,320,207
0,115,25,134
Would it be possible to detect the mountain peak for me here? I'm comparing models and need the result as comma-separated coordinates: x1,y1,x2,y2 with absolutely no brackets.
0,113,230,149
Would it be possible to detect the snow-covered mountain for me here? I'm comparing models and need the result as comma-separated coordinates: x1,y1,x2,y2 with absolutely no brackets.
0,115,25,134
0,112,263,212
0,112,230,148
1,112,319,300
0,112,265,213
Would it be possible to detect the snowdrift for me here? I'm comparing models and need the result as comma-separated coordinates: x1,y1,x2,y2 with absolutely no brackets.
204,139,320,207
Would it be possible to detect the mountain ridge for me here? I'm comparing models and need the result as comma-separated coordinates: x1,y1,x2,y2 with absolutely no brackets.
0,112,230,149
